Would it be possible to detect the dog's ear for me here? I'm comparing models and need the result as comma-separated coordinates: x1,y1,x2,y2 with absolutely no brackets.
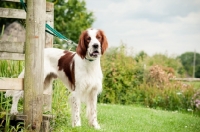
99,30,108,55
76,31,88,59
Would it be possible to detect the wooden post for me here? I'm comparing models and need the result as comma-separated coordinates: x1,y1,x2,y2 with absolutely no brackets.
45,2,54,48
43,2,54,113
24,0,46,131
193,50,196,78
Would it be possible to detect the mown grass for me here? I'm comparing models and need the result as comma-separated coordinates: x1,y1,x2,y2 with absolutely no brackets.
189,82,200,89
52,103,200,132
98,104,200,132
51,80,200,132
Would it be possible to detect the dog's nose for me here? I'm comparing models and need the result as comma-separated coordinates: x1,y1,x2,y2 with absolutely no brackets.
93,44,99,49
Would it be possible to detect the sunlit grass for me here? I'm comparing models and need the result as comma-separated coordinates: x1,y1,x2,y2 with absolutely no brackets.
51,80,200,132
0,60,24,77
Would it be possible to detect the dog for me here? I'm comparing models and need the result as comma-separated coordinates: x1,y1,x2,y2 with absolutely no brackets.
5,28,108,129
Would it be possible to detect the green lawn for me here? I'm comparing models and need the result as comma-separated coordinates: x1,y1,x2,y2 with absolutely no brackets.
52,104,200,132
50,80,200,132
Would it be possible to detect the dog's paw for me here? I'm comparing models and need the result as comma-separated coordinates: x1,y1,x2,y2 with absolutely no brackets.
91,122,101,130
10,109,18,115
72,120,81,127
94,124,101,130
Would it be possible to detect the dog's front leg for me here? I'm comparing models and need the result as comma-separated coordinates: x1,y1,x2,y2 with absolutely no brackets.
86,88,100,129
70,92,81,127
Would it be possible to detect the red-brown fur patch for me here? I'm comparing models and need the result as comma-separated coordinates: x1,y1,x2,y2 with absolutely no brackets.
58,51,76,91
76,31,88,59
97,30,108,55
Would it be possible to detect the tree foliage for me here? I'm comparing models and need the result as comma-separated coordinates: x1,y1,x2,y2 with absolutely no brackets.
53,0,94,43
178,52,200,77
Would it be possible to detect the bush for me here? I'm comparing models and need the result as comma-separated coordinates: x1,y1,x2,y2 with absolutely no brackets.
100,45,199,115
191,90,200,115
99,45,144,104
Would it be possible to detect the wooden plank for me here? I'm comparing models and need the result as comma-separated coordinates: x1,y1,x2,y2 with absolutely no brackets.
0,8,26,19
0,41,24,53
45,8,54,48
46,2,54,12
172,78,200,82
44,2,54,113
46,12,54,22
0,52,25,60
1,1,53,13
1,114,27,120
0,8,53,21
0,113,55,121
0,78,23,90
1,0,22,2
42,114,56,120
2,1,53,12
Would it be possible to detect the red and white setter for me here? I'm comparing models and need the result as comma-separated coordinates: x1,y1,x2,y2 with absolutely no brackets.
5,28,108,129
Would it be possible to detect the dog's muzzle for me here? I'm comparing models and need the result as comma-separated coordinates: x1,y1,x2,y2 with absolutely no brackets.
89,44,100,58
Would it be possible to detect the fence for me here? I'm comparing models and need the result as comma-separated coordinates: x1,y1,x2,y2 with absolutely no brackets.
0,0,54,131
172,78,200,82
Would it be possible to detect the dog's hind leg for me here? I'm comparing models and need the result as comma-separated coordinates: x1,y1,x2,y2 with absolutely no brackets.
43,73,55,112
11,91,23,114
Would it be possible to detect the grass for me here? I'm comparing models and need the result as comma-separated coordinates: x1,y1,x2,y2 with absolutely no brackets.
99,104,200,132
51,103,200,132
51,80,200,132
190,82,200,89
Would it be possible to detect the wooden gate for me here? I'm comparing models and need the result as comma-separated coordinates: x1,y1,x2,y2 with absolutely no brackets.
0,0,54,131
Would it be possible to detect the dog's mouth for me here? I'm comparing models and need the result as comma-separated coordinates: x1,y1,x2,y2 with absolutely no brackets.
90,50,100,58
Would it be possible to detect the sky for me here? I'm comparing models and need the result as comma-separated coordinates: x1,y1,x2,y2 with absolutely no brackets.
85,0,200,56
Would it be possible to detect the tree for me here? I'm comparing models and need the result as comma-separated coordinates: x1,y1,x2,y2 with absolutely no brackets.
178,52,200,78
0,0,95,50
135,51,148,62
54,0,94,42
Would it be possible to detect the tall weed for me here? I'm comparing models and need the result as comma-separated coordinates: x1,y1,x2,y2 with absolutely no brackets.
0,60,24,77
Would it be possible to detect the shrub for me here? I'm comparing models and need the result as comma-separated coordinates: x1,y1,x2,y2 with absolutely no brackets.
99,45,144,104
142,53,185,77
99,46,199,115
145,65,175,88
191,90,200,115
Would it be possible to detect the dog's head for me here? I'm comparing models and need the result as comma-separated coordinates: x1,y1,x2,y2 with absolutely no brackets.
76,28,108,61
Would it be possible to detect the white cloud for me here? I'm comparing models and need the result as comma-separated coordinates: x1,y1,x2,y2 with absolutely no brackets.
85,0,200,56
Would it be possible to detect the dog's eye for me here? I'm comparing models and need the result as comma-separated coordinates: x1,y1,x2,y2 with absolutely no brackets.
96,36,102,40
86,37,91,41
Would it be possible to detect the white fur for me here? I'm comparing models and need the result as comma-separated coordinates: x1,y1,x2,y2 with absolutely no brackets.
5,29,106,129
